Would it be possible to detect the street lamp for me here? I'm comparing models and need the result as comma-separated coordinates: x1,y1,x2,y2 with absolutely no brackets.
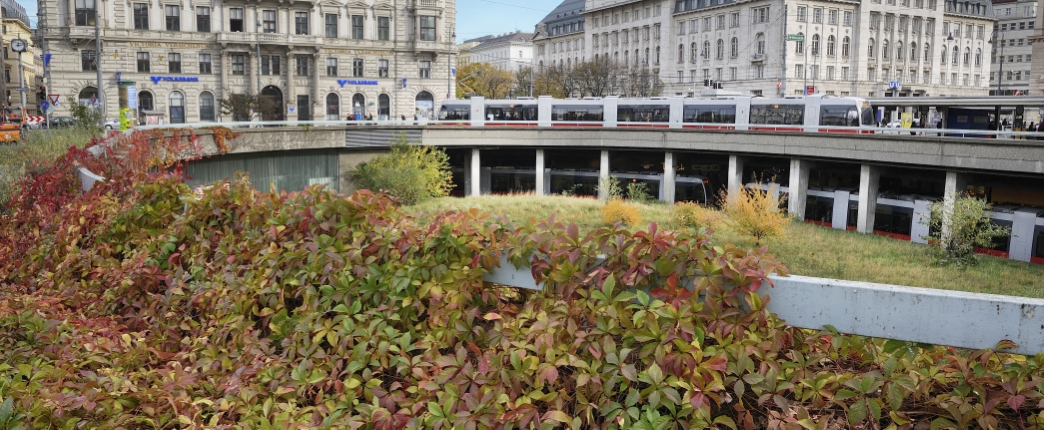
988,29,1005,131
448,32,456,100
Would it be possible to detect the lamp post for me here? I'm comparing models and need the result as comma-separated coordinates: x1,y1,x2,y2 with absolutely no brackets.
256,19,263,121
448,32,455,100
988,30,1003,130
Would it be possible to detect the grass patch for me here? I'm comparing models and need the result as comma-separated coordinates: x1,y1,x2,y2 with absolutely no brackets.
409,194,1044,298
0,128,99,210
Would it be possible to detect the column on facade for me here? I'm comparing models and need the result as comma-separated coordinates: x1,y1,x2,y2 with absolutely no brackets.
856,164,881,234
249,51,259,95
470,148,481,197
727,155,744,196
313,51,322,118
662,151,675,204
598,150,610,200
535,149,545,196
220,48,230,114
312,4,321,38
787,158,810,218
287,51,297,118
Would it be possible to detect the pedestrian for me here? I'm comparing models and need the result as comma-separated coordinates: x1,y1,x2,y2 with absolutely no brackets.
400,114,406,121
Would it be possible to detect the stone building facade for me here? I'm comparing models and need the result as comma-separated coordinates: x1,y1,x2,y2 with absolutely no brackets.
36,0,456,123
990,0,1036,95
532,0,995,98
532,0,587,70
2,0,41,114
465,31,534,72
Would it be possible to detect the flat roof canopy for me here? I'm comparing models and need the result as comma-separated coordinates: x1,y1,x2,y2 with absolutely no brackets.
866,96,1044,108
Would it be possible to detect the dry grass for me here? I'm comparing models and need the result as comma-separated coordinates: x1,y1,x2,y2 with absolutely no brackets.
408,194,1044,298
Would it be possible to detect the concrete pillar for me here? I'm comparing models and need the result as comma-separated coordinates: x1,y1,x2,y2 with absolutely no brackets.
728,155,744,196
470,148,481,197
942,171,969,242
662,152,676,204
535,149,545,196
1009,208,1043,262
598,150,610,200
787,158,810,218
911,199,932,243
856,164,881,234
832,190,851,230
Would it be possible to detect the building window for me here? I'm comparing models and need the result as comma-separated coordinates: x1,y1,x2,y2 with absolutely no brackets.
716,38,724,59
419,60,430,78
730,37,738,57
168,53,181,73
868,39,875,58
796,33,804,54
379,59,389,77
756,33,765,55
196,7,210,32
974,48,981,65
828,9,838,25
827,35,836,56
716,15,725,29
296,56,309,76
420,16,436,41
139,91,154,111
813,8,822,23
199,53,212,74
327,57,338,76
169,92,185,124
263,10,276,33
261,55,281,75
165,5,180,31
133,3,149,30
730,12,739,27
75,0,96,26
295,12,309,35
229,8,243,32
797,6,807,22
199,92,215,121
232,54,245,75
353,58,364,76
352,15,364,39
326,14,337,38
297,95,311,121
896,41,903,60
378,16,390,40
136,52,150,72
842,67,849,80
811,34,820,56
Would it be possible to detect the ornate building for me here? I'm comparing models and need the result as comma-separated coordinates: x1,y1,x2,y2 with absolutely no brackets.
991,0,1037,95
36,0,456,122
2,0,41,113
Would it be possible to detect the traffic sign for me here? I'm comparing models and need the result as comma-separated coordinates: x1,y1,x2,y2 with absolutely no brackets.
40,101,49,111
888,80,901,90
806,85,814,95
786,34,805,42
777,81,782,89
49,94,60,105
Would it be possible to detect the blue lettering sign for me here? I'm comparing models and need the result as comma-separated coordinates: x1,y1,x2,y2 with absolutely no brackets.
337,79,379,87
149,76,201,84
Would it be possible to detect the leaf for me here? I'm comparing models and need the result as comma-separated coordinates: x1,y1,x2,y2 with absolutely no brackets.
833,389,859,402
930,417,958,430
646,363,663,384
1008,394,1026,410
482,312,502,321
621,364,637,381
848,398,868,425
0,397,13,421
542,410,571,423
995,339,1019,350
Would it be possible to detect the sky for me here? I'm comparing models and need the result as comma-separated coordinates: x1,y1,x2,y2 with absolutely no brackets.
455,0,562,43
16,0,559,43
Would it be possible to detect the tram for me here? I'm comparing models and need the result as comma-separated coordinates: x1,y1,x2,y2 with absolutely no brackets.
438,95,875,132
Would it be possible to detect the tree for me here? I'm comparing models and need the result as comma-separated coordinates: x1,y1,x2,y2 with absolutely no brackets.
219,93,279,122
456,62,517,99
928,192,1011,266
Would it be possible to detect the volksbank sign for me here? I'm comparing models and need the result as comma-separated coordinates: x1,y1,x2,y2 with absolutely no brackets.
338,79,379,87
150,76,200,84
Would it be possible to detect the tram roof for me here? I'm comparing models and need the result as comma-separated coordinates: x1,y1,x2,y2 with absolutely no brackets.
866,96,1044,108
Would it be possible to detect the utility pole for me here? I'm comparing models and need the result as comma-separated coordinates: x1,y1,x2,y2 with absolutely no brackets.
256,19,262,121
0,19,8,109
39,5,53,127
781,7,787,96
447,32,455,100
94,0,105,123
17,50,25,111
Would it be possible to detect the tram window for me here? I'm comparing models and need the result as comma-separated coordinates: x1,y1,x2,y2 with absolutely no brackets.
439,105,470,120
551,105,604,121
617,104,670,122
485,104,538,121
861,107,874,126
683,105,737,123
749,104,804,125
820,106,860,126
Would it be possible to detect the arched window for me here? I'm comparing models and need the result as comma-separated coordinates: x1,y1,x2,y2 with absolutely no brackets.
716,38,724,59
796,32,805,53
643,47,649,65
911,42,918,62
924,43,930,62
941,45,947,64
867,38,875,58
690,42,698,62
623,50,629,65
952,46,958,64
702,41,710,59
842,36,850,57
896,41,903,60
655,46,660,65
756,33,765,55
730,37,738,58
882,39,890,59
138,90,154,112
199,91,215,121
77,87,99,107
326,93,340,120
974,48,981,66
827,35,836,56
963,47,970,65
169,91,185,124
633,49,639,65
811,34,820,56
678,44,684,63
414,91,433,120
378,94,390,120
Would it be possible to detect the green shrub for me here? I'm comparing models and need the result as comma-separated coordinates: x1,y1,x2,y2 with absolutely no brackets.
928,192,1011,266
70,101,104,132
597,175,623,201
349,133,452,205
601,198,642,226
626,180,653,202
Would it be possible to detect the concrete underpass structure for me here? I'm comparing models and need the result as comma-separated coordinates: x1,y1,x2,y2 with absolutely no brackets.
181,125,1044,265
